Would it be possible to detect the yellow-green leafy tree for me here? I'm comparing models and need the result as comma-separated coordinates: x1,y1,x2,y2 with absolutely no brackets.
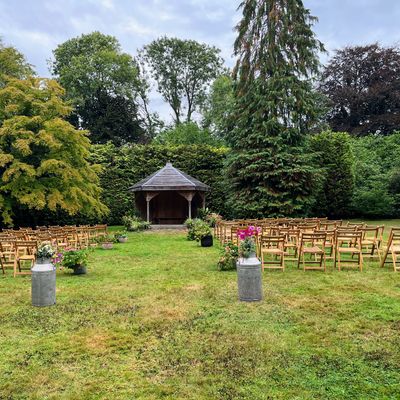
0,77,108,225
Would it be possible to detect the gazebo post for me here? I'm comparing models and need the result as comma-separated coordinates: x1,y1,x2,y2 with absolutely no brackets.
145,192,159,223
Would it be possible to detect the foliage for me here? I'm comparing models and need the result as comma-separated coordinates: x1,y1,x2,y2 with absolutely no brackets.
197,207,221,227
350,133,400,218
191,218,212,242
50,32,148,144
62,248,90,269
141,36,224,124
114,230,128,239
37,244,56,259
226,0,325,218
217,241,238,271
184,218,196,241
309,131,355,218
201,74,235,141
90,143,229,225
0,39,34,88
237,226,260,258
319,43,400,136
0,77,108,226
154,122,222,146
96,234,116,244
122,215,150,232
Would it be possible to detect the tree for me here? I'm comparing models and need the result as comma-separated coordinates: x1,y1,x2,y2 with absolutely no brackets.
141,36,224,124
226,0,325,218
154,122,222,146
309,131,354,218
0,39,34,87
78,89,145,145
50,31,150,144
319,43,400,136
0,77,108,225
201,74,235,140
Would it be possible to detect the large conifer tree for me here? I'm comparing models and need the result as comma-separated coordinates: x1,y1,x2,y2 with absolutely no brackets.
226,0,324,217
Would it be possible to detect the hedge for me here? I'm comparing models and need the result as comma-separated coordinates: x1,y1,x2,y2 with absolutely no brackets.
90,143,230,225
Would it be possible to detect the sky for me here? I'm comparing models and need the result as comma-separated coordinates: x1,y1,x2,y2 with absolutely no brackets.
1,0,400,120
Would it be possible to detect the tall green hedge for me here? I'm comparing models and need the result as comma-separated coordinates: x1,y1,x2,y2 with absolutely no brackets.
90,143,229,224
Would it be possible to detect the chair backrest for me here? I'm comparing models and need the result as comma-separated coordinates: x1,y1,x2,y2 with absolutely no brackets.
260,235,285,250
358,226,379,240
335,231,362,249
300,232,327,247
15,240,37,255
387,228,400,249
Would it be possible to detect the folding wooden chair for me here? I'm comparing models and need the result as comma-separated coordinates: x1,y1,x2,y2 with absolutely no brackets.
0,239,16,274
359,226,381,262
297,232,327,272
279,227,300,261
335,231,363,272
380,228,400,272
260,235,286,271
14,240,37,277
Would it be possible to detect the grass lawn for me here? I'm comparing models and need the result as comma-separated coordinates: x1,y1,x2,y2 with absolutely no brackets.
1,223,400,399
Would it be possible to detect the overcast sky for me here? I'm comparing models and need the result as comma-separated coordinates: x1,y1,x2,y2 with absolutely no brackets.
1,0,400,120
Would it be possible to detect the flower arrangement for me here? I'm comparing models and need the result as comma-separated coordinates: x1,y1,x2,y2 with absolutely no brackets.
237,226,261,258
114,230,128,243
217,241,238,271
96,234,115,244
37,244,56,260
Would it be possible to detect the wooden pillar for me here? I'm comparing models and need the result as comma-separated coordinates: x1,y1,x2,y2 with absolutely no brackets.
178,191,195,219
145,192,159,223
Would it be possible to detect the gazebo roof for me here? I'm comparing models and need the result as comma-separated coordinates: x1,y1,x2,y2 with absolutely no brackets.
128,163,210,192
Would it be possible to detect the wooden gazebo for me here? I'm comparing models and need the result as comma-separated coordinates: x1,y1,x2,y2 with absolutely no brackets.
128,163,210,225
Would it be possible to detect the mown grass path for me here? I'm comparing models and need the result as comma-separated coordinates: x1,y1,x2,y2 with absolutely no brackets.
1,230,400,399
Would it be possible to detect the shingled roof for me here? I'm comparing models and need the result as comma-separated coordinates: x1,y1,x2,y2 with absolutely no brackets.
128,163,210,192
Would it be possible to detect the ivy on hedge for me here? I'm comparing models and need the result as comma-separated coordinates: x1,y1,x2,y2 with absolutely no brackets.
90,143,229,224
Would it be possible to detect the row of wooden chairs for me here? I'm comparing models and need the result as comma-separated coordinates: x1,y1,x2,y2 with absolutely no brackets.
216,218,400,272
0,225,108,277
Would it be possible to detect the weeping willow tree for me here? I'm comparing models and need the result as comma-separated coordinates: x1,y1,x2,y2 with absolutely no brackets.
226,0,325,217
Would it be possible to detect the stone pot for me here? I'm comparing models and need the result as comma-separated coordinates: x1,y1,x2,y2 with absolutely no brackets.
201,235,213,247
118,237,128,243
72,264,87,275
237,252,263,302
102,242,113,250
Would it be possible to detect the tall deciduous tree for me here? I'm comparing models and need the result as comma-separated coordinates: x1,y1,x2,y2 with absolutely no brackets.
319,44,400,136
0,77,108,225
0,38,34,87
201,74,234,140
141,37,224,124
226,0,325,218
50,31,151,144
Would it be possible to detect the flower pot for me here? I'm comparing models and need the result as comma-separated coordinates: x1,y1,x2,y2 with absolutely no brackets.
201,235,213,247
101,242,113,250
118,237,128,243
72,265,87,275
36,257,52,265
237,252,262,302
31,259,56,307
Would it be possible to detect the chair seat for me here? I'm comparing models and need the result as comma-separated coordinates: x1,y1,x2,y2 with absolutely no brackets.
18,255,35,260
303,246,323,254
362,239,376,245
338,247,360,253
263,249,284,254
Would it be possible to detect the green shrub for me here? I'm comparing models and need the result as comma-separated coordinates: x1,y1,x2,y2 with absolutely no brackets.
184,218,196,241
122,215,150,232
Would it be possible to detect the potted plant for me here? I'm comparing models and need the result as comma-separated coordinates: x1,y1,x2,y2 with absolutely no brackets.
62,248,90,275
193,219,213,247
97,234,115,249
114,230,128,243
36,244,56,264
